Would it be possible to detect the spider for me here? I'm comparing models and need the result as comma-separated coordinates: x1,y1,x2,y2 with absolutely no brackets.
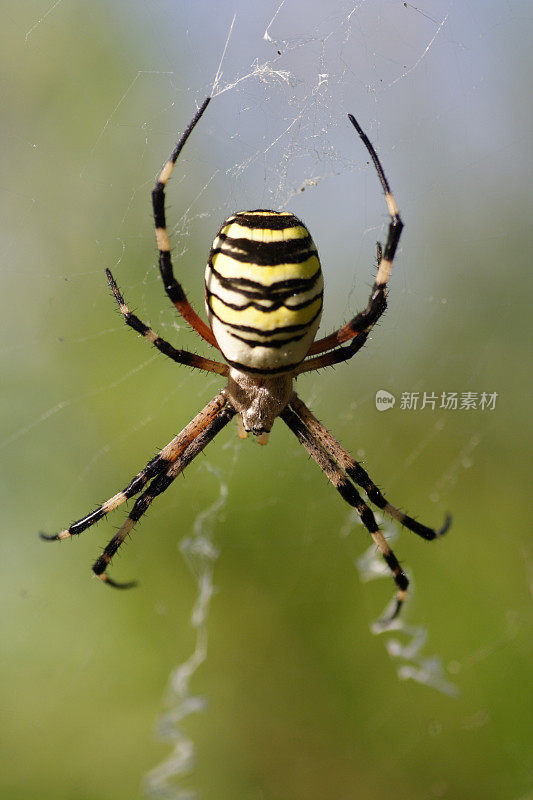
42,97,450,623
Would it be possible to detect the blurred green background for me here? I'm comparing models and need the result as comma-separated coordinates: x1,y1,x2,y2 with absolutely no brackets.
1,2,531,799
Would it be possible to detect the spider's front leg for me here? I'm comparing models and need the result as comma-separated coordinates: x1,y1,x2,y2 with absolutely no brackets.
93,397,236,586
290,394,451,541
41,393,236,586
281,403,409,624
282,394,450,622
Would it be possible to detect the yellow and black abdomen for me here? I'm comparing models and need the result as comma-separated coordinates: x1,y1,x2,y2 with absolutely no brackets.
205,210,323,374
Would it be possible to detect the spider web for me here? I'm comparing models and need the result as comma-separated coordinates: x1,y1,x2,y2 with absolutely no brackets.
2,2,531,800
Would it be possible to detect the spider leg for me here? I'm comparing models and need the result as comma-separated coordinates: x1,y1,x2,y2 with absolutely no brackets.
40,392,230,542
106,269,228,376
305,113,404,367
93,395,235,586
281,403,408,623
298,244,385,373
289,394,451,539
298,329,370,373
152,97,219,348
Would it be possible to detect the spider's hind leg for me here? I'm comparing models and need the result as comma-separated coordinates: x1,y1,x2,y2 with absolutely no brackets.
151,97,219,349
105,268,227,376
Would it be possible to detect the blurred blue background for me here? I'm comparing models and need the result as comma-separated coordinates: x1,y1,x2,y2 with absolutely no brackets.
1,1,531,798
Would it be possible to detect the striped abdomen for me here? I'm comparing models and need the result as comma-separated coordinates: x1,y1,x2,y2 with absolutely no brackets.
205,210,323,374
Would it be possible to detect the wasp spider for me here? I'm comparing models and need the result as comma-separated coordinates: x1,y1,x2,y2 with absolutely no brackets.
42,97,450,623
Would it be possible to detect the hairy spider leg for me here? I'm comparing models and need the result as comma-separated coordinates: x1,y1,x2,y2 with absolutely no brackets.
40,393,230,543
93,398,236,587
305,112,404,365
290,394,451,538
106,268,227,375
152,97,219,348
281,404,409,624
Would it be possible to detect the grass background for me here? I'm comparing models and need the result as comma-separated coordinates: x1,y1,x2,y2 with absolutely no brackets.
1,2,531,799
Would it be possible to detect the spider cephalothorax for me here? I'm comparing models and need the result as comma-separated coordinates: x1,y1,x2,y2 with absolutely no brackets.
41,97,450,623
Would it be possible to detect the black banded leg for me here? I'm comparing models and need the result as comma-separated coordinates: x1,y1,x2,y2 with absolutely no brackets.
299,245,386,373
93,399,236,587
289,394,451,539
40,393,230,543
306,243,385,363
151,97,218,348
106,269,227,376
297,330,370,373
306,112,403,363
281,405,408,623
347,115,403,288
